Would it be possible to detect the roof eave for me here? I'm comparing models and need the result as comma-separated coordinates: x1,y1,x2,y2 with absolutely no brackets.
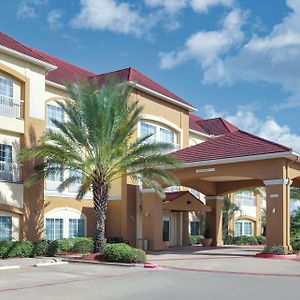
0,45,57,70
127,81,197,112
45,79,68,91
174,150,299,169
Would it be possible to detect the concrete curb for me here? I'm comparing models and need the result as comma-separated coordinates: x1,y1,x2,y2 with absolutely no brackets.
0,265,20,270
35,261,69,267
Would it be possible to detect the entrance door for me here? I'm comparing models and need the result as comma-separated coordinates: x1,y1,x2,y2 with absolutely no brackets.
163,217,171,242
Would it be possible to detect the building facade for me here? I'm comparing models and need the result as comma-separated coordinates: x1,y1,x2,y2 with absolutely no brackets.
0,32,299,251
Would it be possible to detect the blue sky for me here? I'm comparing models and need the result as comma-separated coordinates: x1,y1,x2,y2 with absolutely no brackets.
1,0,300,150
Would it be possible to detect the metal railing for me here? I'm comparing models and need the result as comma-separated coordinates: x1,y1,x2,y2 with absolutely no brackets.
0,95,24,119
0,162,22,183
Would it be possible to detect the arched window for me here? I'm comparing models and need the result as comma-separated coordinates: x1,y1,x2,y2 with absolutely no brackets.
139,121,178,152
234,220,254,236
45,208,86,240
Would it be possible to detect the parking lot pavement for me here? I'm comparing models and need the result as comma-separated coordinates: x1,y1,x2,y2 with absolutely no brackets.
0,263,299,300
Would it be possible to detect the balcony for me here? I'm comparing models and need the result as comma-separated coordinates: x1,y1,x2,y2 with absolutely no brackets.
0,162,22,183
0,95,24,119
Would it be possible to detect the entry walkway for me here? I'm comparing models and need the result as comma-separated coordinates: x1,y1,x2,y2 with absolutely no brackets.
147,246,300,277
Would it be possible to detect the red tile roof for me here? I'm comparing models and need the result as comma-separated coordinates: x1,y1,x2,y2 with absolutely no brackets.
33,49,96,84
189,115,239,136
172,130,292,163
90,67,195,109
0,32,53,65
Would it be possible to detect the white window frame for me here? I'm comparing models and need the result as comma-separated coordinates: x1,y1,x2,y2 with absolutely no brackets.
46,103,65,130
44,207,87,240
138,120,179,151
234,220,254,237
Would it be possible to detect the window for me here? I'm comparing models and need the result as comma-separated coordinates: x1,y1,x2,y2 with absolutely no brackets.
140,121,156,142
69,219,85,238
0,77,13,98
160,127,175,144
0,144,13,181
140,121,178,151
47,104,65,129
235,191,256,207
190,221,200,236
47,163,64,182
45,218,63,240
0,216,12,241
235,220,254,236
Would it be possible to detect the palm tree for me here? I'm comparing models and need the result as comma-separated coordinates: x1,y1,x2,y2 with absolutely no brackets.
222,195,241,238
18,81,180,252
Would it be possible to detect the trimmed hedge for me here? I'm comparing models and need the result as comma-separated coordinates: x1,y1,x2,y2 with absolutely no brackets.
291,236,300,253
224,235,265,245
0,237,94,259
262,246,287,255
0,240,33,258
189,235,204,245
103,243,146,263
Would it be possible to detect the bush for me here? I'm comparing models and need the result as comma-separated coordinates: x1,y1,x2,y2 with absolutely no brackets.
71,237,93,254
256,235,266,245
223,235,259,245
0,241,13,258
46,240,59,256
103,243,146,263
2,240,33,258
31,240,49,257
291,236,300,253
107,236,124,244
189,235,204,245
57,239,73,252
262,246,287,255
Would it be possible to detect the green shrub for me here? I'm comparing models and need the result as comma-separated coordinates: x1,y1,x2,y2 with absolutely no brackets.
103,243,146,263
262,246,287,255
2,240,33,258
291,236,300,253
236,236,258,245
71,237,93,254
256,235,266,245
57,239,73,252
107,236,124,244
46,240,59,256
31,240,49,257
204,227,211,239
189,235,204,245
0,241,13,258
224,235,259,245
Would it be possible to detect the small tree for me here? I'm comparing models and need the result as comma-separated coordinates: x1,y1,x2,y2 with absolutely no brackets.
18,81,181,252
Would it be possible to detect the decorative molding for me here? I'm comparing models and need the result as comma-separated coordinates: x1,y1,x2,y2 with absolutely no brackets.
263,179,293,186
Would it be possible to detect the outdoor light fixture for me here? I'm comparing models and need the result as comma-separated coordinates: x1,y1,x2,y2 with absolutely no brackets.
145,211,151,217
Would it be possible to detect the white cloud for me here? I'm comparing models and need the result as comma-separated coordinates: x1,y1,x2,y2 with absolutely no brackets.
190,0,234,13
144,0,188,13
159,9,246,71
47,9,64,31
17,0,48,19
144,0,234,13
200,1,300,109
204,105,300,152
71,0,144,36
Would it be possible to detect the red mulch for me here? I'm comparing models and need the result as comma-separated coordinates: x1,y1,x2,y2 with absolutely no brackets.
81,253,104,261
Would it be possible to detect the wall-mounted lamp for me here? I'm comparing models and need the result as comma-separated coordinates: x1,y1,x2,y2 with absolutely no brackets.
145,211,151,217
272,208,276,214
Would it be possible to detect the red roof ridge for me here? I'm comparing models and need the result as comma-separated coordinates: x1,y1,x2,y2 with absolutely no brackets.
0,32,53,65
219,118,239,133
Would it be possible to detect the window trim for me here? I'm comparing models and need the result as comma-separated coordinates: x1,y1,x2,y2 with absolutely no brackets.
234,220,254,237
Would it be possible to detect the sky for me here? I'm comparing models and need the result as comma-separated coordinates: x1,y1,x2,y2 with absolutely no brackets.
1,0,300,151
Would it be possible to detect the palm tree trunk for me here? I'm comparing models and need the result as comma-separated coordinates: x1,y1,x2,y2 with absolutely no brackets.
92,180,109,253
